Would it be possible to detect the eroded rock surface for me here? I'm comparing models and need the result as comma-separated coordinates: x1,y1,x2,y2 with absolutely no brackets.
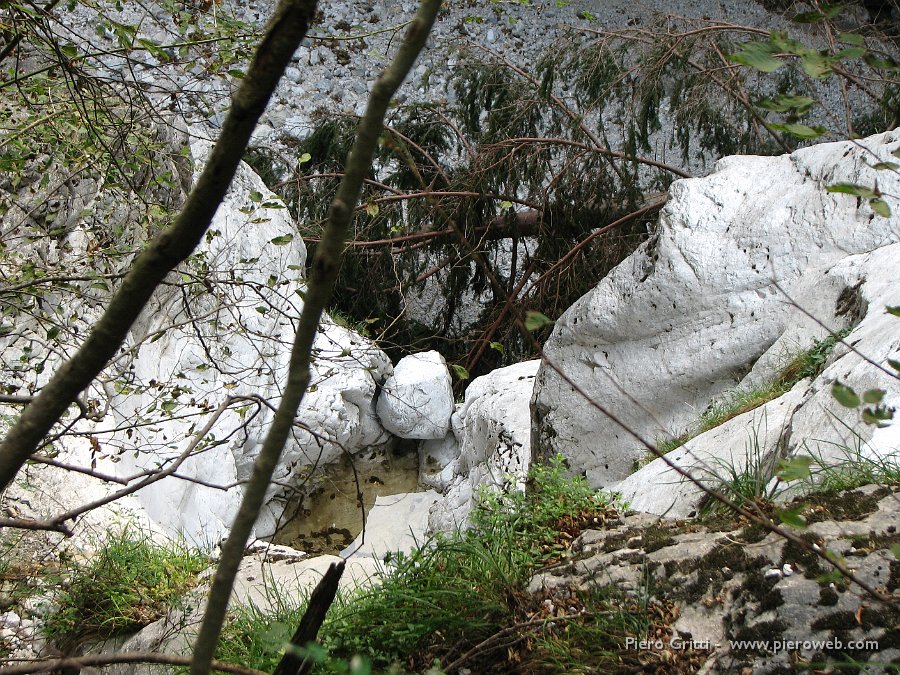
376,351,453,440
528,486,900,673
427,360,539,533
534,131,900,489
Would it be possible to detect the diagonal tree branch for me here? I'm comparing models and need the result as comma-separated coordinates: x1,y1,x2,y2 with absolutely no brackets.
0,0,319,493
188,1,443,673
0,651,266,675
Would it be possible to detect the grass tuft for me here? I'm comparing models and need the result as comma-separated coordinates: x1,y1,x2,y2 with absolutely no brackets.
651,329,851,459
215,456,630,673
43,529,208,650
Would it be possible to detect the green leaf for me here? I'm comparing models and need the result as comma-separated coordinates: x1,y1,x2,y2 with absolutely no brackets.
862,389,885,404
524,311,555,331
499,200,513,210
816,569,843,584
270,234,294,245
861,405,894,427
365,202,379,217
799,51,833,78
255,306,269,314
792,10,827,22
249,190,263,203
161,400,177,412
776,507,807,529
888,359,900,372
835,46,867,61
831,382,860,408
228,69,245,79
298,152,312,165
871,161,900,171
757,94,817,115
489,341,504,353
729,42,784,72
791,5,841,22
776,456,814,482
891,543,900,560
46,326,61,340
869,198,891,217
826,183,877,198
767,122,827,139
824,548,845,566
450,364,469,380
887,306,900,317
863,53,900,72
838,32,866,46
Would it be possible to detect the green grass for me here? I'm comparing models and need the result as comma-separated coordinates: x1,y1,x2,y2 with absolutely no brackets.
214,456,646,673
699,426,781,518
651,329,851,459
43,529,208,650
806,439,900,494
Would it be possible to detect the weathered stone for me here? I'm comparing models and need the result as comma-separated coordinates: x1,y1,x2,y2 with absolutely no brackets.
341,490,441,560
428,360,539,532
528,488,900,674
533,131,900,489
376,351,453,440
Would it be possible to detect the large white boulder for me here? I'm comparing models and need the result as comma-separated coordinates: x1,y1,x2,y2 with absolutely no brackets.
614,243,900,516
427,360,539,532
376,350,454,440
533,130,900,489
100,136,395,546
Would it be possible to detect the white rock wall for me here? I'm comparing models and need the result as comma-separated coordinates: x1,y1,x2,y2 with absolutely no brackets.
533,130,900,489
95,137,392,545
427,360,539,532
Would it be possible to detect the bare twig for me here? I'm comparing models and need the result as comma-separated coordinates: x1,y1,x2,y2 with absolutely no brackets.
0,652,266,675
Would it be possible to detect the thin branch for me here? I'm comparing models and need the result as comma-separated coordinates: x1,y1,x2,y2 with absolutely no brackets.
0,272,126,295
0,652,266,675
492,136,692,178
188,2,442,673
27,454,128,484
44,397,235,528
0,516,72,535
442,612,590,673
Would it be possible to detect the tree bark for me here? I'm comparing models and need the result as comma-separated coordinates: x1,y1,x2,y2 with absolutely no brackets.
188,2,442,673
0,0,319,493
272,561,345,675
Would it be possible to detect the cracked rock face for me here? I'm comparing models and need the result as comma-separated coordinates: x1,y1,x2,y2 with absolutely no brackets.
528,486,900,674
426,359,539,533
533,131,900,490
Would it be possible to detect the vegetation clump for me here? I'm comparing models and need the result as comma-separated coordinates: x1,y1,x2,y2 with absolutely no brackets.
43,530,208,651
655,328,852,457
215,456,649,673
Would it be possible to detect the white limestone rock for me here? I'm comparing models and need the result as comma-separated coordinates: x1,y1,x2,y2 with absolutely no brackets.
419,432,461,490
612,386,807,518
428,360,539,532
340,490,441,560
376,350,453,440
233,554,382,614
101,136,392,546
533,130,900,489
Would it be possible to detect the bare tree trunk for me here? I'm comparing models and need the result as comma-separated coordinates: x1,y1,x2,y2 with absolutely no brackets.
272,561,345,675
188,2,442,673
0,0,319,493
